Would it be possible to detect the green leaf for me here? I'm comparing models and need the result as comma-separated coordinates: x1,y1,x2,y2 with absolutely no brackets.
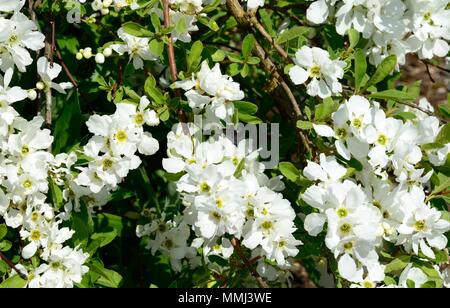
393,111,417,121
383,276,397,285
385,256,410,273
197,16,219,31
0,275,27,289
242,34,255,59
238,113,262,124
315,97,336,121
240,63,250,77
364,55,397,90
49,180,63,210
279,162,300,182
234,101,258,115
187,41,203,73
228,62,241,76
122,22,152,37
144,76,165,105
435,123,450,145
0,224,6,240
276,26,309,44
208,255,228,267
354,49,367,92
233,159,245,178
439,104,450,118
348,29,360,49
89,261,123,288
149,39,164,58
228,53,244,63
296,120,313,130
0,240,11,251
368,89,417,102
91,231,117,248
211,50,225,62
52,92,81,153
431,174,450,196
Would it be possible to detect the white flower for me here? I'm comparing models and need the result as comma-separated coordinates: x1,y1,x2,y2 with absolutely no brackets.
37,57,73,94
289,46,345,98
307,0,335,24
111,28,157,69
245,0,265,10
398,264,428,288
0,12,45,72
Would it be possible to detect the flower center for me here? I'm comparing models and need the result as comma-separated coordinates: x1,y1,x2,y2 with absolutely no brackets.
216,198,224,208
343,242,353,250
8,35,17,44
377,134,388,146
30,229,41,241
31,212,40,222
22,179,33,190
351,118,363,129
339,223,352,234
261,221,273,230
213,244,221,251
310,65,321,78
415,220,426,231
336,128,347,139
211,211,222,221
50,262,61,270
21,145,30,155
336,207,348,218
102,158,114,170
246,208,254,218
134,113,145,126
116,130,128,142
163,239,174,249
199,182,210,193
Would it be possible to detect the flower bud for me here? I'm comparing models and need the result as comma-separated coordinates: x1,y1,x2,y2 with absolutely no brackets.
28,89,37,100
76,52,83,60
102,47,113,57
36,81,45,90
95,53,105,64
83,48,93,59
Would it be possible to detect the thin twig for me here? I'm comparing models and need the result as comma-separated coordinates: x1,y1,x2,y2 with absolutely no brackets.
424,61,436,83
55,49,78,88
230,238,269,288
0,251,27,280
162,0,190,134
163,0,178,82
226,0,312,154
422,60,450,74
396,101,436,117
49,21,55,67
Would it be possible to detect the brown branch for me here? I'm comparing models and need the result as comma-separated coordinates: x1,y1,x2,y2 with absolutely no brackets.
162,0,190,135
230,238,269,288
49,20,55,67
163,0,178,82
0,251,27,281
226,0,312,154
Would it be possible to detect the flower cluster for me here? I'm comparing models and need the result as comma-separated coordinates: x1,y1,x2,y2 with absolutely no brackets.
302,95,450,287
137,124,301,281
306,0,450,66
175,61,245,122
0,80,89,288
66,96,160,215
0,0,45,72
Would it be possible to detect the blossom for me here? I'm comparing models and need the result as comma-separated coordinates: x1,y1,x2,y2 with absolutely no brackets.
111,28,157,69
289,46,345,98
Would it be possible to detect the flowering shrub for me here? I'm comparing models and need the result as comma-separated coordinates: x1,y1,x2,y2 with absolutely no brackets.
0,0,448,288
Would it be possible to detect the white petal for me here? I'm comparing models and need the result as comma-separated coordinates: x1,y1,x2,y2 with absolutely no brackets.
313,124,335,137
303,213,326,236
289,65,309,85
